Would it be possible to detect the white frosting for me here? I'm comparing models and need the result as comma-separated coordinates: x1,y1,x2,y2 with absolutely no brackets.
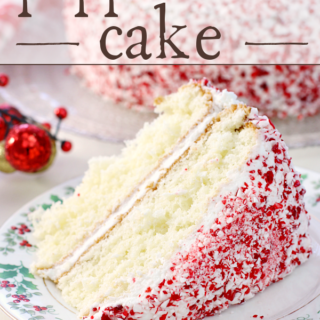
38,84,239,281
88,93,311,320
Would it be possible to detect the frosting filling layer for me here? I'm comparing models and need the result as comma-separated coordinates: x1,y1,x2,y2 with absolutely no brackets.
57,104,257,315
35,86,240,281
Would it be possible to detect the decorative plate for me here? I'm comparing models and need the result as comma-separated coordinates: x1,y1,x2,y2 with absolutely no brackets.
0,167,320,320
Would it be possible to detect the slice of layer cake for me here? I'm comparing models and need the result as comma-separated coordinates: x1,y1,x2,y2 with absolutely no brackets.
30,80,312,320
30,82,220,273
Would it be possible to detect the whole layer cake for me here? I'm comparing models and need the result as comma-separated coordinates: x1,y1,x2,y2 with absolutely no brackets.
0,0,22,50
64,0,320,118
30,80,312,320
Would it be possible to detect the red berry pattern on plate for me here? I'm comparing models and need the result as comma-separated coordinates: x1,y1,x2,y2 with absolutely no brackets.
0,189,69,257
0,222,36,256
1,280,16,288
20,240,32,248
0,183,77,320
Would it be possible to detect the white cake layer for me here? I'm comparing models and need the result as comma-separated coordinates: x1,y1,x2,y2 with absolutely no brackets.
57,105,256,316
30,83,238,275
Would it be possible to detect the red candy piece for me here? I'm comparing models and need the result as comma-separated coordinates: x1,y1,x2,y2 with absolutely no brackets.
294,180,301,187
5,124,52,173
0,74,9,87
61,140,72,152
54,107,68,119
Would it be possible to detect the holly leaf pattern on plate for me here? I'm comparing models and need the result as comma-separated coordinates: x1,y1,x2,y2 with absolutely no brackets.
0,270,18,279
16,284,27,294
19,266,35,279
0,263,19,270
41,203,52,210
26,309,35,315
50,195,63,203
21,279,38,290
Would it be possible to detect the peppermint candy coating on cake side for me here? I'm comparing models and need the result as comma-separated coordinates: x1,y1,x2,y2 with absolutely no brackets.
83,92,312,320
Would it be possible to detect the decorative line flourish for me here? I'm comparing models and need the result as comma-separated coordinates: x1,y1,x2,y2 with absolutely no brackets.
245,42,308,46
16,42,80,46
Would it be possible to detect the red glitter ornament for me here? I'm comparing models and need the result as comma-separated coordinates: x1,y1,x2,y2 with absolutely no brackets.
54,107,68,119
0,105,23,141
0,118,6,141
0,74,9,87
0,104,23,125
61,141,72,152
5,124,52,172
